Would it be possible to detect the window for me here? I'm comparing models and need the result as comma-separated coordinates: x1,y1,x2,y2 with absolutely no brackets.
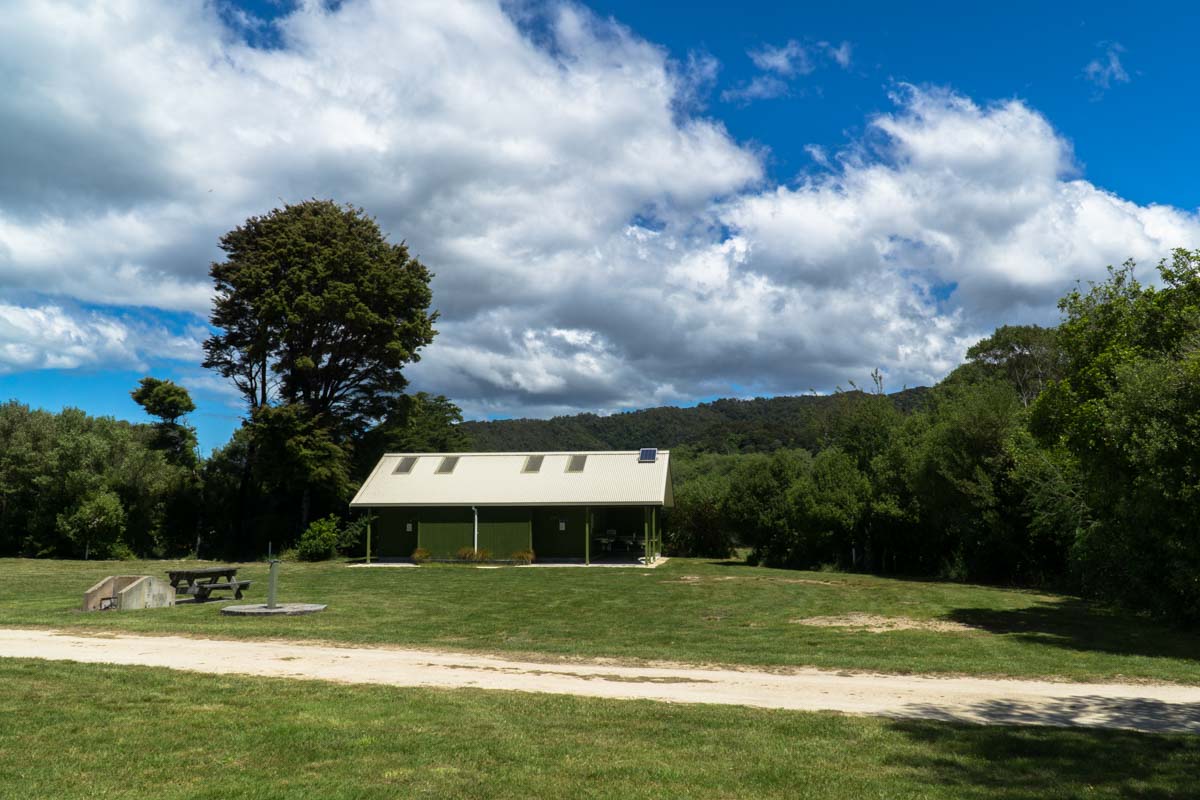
392,456,418,474
565,454,587,473
436,456,460,474
523,454,544,473
638,448,657,463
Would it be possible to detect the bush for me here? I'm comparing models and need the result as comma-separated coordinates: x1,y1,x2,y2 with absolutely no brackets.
339,513,375,554
510,549,535,564
411,547,431,563
455,546,491,562
296,515,341,561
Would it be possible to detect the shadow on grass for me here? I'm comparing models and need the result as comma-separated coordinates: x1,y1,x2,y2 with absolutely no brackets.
947,601,1200,663
899,695,1200,734
887,709,1200,799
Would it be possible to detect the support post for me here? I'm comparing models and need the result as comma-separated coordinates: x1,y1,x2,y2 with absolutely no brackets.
584,506,591,566
267,559,280,609
652,506,658,562
644,507,650,565
365,513,372,565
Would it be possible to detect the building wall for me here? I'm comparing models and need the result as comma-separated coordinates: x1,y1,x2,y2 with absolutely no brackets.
477,507,532,557
417,507,474,558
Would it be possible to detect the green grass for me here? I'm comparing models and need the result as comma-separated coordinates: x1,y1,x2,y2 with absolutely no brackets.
2,557,1199,683
1,659,1198,800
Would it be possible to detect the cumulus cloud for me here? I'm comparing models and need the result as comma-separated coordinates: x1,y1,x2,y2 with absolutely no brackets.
0,303,202,373
0,1,1196,422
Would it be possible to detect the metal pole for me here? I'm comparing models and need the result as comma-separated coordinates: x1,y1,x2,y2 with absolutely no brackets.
644,507,649,565
472,506,479,552
584,507,590,566
267,560,280,609
365,514,372,565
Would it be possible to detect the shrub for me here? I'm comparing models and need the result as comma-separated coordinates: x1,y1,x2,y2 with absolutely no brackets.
339,513,375,554
455,546,491,562
510,549,535,564
411,547,431,564
296,515,341,561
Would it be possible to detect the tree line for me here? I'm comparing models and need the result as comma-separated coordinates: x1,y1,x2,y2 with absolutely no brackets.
664,249,1200,623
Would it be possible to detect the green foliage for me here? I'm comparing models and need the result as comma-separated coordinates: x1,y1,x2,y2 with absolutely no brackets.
131,377,199,467
55,489,127,560
1029,249,1200,619
203,200,436,428
130,377,196,424
295,515,342,561
460,389,929,454
0,403,200,558
199,200,442,546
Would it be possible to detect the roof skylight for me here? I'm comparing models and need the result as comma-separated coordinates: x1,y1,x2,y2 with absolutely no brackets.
393,456,418,474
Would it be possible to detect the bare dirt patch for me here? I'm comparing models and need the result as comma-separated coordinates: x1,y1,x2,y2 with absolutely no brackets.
790,613,978,634
4,628,1200,733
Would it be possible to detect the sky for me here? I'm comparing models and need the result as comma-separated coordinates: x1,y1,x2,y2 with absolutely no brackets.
1,0,1198,454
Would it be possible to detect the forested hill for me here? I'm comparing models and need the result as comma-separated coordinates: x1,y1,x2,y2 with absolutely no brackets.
459,388,930,453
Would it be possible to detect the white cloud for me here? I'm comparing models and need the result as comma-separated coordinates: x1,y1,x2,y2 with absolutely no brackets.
1083,42,1130,94
0,2,1196,421
819,41,852,68
0,303,202,373
725,37,851,104
749,40,814,77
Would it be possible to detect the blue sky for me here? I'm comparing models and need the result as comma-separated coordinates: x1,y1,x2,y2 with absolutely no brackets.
1,0,1197,454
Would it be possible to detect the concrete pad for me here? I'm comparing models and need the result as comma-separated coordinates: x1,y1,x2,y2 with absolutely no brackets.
221,603,327,616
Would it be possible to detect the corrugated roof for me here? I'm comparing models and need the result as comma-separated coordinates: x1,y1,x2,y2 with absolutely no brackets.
350,451,673,508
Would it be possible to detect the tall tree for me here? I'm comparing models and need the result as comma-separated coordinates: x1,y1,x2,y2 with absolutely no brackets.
204,200,437,431
131,377,198,465
203,200,438,539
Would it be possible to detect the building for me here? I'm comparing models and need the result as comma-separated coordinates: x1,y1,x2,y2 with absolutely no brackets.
350,450,672,564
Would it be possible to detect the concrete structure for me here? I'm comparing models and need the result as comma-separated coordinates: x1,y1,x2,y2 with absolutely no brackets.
350,451,673,564
82,576,176,611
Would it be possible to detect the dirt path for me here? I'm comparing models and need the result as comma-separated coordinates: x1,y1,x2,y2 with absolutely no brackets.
3,628,1199,733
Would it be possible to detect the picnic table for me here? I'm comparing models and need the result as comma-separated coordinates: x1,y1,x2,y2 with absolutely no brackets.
167,567,251,602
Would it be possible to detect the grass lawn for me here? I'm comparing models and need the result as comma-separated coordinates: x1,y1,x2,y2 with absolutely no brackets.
2,658,1198,800
1,557,1199,684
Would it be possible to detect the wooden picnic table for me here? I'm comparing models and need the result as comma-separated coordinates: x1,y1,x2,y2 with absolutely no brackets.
167,567,251,602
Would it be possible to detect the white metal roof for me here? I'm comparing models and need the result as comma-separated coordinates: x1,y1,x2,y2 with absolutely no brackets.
350,451,673,508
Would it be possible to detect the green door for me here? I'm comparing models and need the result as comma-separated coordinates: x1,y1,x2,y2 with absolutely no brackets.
478,507,532,558
374,509,418,558
418,507,474,558
532,507,586,558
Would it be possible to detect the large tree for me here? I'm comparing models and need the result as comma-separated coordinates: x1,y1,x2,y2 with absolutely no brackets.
203,200,437,432
203,200,438,542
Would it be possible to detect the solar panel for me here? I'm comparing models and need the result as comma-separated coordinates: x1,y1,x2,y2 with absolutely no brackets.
638,448,657,463
392,456,418,474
